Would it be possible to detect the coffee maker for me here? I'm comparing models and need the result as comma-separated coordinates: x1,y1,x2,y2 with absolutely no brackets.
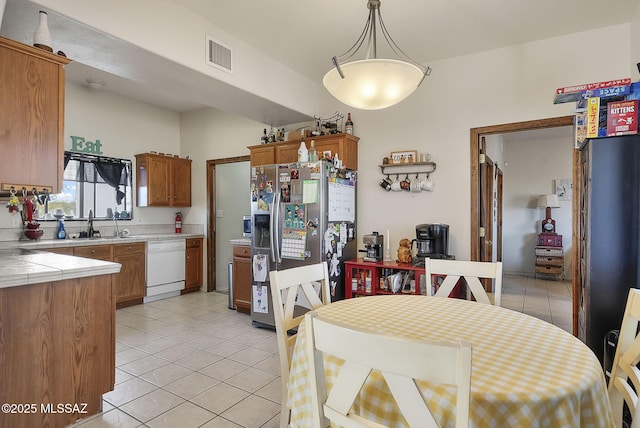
361,232,384,262
412,224,450,266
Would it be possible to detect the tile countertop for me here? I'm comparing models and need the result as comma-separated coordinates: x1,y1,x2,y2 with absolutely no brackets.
230,238,251,246
3,232,204,250
0,248,122,289
0,233,204,289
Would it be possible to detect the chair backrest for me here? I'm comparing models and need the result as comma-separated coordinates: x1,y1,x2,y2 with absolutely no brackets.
608,288,640,428
305,311,472,428
269,262,331,428
425,258,503,307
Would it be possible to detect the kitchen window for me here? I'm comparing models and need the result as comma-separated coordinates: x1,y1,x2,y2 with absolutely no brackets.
44,152,133,221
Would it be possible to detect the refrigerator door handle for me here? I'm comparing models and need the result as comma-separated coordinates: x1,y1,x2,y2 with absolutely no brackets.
274,189,282,264
270,192,277,263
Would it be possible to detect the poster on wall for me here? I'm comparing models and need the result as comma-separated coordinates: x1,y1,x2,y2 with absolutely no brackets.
554,179,572,201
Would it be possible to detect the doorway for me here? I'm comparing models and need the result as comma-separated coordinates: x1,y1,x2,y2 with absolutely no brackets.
469,115,578,332
205,155,250,292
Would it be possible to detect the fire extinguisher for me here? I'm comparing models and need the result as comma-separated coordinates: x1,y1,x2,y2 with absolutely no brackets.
175,211,182,234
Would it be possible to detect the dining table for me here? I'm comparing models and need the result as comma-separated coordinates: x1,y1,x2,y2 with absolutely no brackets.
287,295,614,428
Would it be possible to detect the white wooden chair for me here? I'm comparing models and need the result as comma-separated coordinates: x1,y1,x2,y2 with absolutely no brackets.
608,288,640,428
425,258,503,307
269,262,331,428
304,311,472,428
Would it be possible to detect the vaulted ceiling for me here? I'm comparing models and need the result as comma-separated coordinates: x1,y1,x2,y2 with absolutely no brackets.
2,0,638,125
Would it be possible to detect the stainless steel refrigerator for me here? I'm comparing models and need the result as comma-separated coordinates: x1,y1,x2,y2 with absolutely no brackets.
250,160,357,328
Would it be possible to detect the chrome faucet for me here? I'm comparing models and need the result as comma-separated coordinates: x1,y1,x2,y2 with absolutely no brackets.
87,209,94,237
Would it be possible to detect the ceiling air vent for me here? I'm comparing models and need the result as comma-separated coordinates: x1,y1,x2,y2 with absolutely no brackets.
206,35,233,74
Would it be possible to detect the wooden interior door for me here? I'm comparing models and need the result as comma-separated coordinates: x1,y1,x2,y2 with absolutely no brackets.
496,167,503,262
480,152,495,291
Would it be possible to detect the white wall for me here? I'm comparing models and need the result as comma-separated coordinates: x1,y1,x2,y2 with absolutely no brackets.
503,135,574,275
0,81,183,230
631,2,640,78
349,24,630,259
1,21,632,274
31,0,331,117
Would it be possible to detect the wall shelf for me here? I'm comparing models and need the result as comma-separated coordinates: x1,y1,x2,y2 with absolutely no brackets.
379,161,437,176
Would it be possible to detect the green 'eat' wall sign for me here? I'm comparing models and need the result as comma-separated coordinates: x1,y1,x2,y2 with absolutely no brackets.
70,135,104,154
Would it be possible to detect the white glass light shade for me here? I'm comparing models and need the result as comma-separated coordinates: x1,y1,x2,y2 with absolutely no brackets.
323,59,424,110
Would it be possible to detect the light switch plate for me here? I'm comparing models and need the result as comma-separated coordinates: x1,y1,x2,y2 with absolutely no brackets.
216,209,223,218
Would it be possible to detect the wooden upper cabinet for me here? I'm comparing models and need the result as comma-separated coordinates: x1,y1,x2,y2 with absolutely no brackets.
0,36,71,194
247,133,359,170
275,142,300,164
172,156,192,206
250,145,275,166
135,153,192,207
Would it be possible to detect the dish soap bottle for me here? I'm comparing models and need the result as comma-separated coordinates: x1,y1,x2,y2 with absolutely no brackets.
298,136,308,162
57,219,67,239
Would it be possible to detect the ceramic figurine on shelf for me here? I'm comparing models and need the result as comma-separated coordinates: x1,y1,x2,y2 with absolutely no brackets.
397,238,412,264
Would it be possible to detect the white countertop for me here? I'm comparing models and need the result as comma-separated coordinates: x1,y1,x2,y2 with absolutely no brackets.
7,232,203,250
0,248,122,289
0,233,204,289
230,238,251,246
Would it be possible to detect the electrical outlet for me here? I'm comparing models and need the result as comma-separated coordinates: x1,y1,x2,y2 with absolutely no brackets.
12,215,22,227
216,209,223,218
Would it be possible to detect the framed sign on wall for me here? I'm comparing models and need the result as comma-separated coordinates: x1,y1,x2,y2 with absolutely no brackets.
554,179,572,201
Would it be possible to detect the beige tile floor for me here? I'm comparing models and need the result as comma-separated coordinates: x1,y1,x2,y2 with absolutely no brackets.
69,273,571,428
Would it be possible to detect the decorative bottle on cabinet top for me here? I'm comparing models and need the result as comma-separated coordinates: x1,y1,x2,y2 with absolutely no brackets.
298,137,308,162
308,140,318,161
345,113,354,135
33,10,53,52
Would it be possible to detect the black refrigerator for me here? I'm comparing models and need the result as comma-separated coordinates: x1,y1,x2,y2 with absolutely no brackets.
579,135,640,364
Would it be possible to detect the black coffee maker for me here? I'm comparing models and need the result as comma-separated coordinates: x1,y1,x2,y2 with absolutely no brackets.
412,223,450,266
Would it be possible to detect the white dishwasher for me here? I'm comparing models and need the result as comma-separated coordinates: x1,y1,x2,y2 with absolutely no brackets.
145,239,186,303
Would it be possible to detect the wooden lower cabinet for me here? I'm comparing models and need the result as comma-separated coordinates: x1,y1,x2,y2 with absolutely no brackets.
113,242,146,308
72,243,146,308
41,246,74,255
0,274,115,428
232,244,251,313
73,244,113,261
183,237,203,293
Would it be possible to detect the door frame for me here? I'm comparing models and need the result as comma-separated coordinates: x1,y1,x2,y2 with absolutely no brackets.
206,155,250,292
469,115,578,333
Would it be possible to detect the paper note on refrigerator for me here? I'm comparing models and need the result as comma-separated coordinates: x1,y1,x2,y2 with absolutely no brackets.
252,254,268,282
253,285,268,313
302,180,318,203
328,180,355,222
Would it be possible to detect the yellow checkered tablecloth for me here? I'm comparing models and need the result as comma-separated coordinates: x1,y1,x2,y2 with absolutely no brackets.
288,295,614,428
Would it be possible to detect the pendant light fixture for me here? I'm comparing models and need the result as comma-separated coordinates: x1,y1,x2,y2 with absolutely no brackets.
323,0,431,110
